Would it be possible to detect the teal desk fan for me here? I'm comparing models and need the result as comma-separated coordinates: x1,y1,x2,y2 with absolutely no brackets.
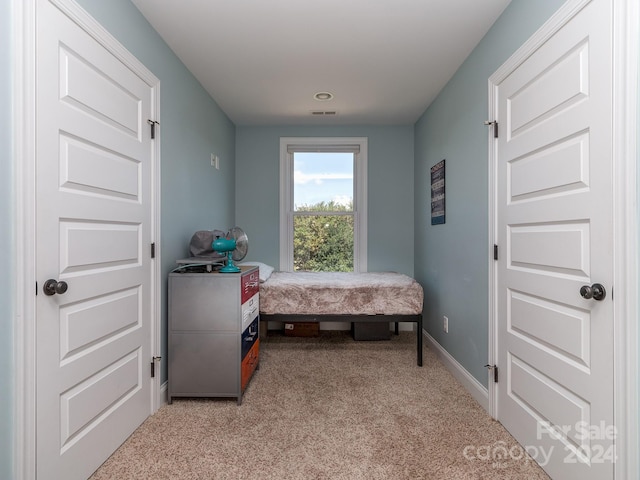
212,226,248,273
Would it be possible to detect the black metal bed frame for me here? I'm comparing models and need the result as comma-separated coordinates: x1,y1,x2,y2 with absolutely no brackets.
260,313,423,367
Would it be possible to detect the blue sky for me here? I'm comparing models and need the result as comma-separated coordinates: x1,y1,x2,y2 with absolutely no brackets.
293,152,353,210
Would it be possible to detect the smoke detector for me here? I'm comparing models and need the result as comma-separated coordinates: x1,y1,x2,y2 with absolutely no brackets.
313,92,334,101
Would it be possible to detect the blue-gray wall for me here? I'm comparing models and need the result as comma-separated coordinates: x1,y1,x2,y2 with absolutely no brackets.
235,126,415,276
414,0,568,387
1,0,14,477
74,0,236,383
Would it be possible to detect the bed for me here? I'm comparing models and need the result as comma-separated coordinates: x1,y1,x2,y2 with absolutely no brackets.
258,271,424,366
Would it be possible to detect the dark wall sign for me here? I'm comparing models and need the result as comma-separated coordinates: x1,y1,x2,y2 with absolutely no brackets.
431,160,445,225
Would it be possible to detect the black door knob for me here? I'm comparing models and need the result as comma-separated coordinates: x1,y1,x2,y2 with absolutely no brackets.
579,285,593,299
580,283,606,301
591,283,606,301
43,279,68,296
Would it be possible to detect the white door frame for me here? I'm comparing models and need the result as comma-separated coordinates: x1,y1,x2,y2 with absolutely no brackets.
12,1,162,478
487,0,639,478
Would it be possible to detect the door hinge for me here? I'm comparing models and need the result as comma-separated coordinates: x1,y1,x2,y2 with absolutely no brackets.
484,120,498,138
493,244,498,260
151,356,161,378
151,242,156,259
485,364,498,383
147,119,159,139
36,281,38,296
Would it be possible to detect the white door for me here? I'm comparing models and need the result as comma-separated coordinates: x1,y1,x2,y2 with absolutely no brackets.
495,0,613,479
36,1,156,478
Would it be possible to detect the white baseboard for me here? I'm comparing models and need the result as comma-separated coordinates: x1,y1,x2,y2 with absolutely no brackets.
423,330,489,412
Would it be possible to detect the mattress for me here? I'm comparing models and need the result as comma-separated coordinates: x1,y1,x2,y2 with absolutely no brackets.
259,271,424,316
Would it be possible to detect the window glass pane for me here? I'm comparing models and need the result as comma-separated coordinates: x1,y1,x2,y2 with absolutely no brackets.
293,152,353,212
293,214,354,272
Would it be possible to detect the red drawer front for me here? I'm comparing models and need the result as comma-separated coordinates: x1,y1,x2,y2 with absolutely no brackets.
241,269,260,304
241,340,259,391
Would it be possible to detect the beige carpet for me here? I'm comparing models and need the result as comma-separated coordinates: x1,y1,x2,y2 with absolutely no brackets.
90,331,550,480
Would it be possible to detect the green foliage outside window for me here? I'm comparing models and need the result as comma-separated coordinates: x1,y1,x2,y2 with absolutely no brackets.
293,201,354,272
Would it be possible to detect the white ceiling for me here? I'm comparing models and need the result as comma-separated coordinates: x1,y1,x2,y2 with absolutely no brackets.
131,0,512,126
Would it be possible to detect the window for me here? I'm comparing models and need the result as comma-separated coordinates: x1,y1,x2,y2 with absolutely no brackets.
280,137,367,272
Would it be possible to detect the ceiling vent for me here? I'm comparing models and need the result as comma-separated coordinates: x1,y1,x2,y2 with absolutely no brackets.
310,111,338,116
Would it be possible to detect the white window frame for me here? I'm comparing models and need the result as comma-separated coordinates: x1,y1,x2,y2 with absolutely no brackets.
279,137,368,272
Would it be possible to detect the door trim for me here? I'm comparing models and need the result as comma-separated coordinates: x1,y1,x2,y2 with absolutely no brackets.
611,1,639,478
12,0,162,478
487,0,639,478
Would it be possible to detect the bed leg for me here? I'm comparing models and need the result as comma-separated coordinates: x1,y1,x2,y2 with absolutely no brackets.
260,318,268,340
394,322,399,335
417,316,423,367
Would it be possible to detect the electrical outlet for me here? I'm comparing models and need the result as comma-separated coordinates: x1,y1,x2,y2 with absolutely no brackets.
211,154,220,169
443,316,449,333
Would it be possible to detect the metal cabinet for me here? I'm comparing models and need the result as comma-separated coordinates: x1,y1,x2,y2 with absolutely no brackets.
168,265,260,405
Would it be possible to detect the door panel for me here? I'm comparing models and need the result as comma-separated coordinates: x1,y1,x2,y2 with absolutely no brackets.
60,133,141,200
507,353,591,451
61,221,141,271
59,41,143,137
36,1,154,478
508,290,590,366
508,132,590,201
60,350,142,450
496,1,613,479
60,287,141,361
508,40,589,135
509,222,590,276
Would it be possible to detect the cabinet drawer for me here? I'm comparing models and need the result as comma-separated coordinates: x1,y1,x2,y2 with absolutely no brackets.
169,275,238,332
241,317,259,359
241,293,259,331
169,332,238,395
241,340,259,392
241,270,260,304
